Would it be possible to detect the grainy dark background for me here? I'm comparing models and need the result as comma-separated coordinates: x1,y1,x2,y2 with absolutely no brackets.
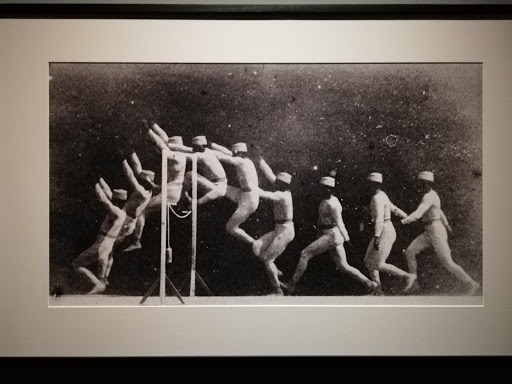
49,63,482,297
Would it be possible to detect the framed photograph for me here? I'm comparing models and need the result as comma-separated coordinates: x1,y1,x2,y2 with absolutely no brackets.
2,1,511,357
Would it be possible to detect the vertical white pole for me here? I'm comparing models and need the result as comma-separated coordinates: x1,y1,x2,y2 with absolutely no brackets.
160,149,168,305
190,154,198,297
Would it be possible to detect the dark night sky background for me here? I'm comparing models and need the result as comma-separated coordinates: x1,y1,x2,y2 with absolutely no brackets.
49,63,482,297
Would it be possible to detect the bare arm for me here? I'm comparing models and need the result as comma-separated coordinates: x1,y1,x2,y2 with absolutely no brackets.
334,203,350,242
257,158,276,184
440,210,452,233
98,178,112,200
258,188,279,202
95,183,116,212
130,152,143,174
210,143,233,156
148,129,171,153
373,196,385,238
401,194,433,224
122,159,141,191
151,122,169,142
390,203,408,219
167,143,194,153
210,148,237,165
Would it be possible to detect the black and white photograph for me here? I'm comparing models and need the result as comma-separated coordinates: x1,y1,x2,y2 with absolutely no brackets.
49,62,483,306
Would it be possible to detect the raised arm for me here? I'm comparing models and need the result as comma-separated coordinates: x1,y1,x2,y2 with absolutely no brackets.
401,194,433,224
95,183,116,212
130,152,143,175
334,204,350,242
257,158,276,184
148,129,171,153
151,122,169,142
98,178,112,200
210,143,233,156
122,159,141,190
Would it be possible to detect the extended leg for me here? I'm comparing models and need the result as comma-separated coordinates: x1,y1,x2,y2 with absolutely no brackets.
283,234,332,293
331,245,376,290
432,236,480,295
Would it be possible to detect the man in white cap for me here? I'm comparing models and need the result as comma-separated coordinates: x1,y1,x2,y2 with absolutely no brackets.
208,141,260,247
165,134,228,208
146,122,188,207
252,162,295,295
102,157,154,284
72,182,127,294
282,176,378,294
401,171,480,295
122,125,188,253
364,172,417,295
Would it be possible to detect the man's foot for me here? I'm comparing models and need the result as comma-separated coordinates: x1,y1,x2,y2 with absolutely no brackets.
365,281,381,295
104,279,110,286
123,241,142,253
252,239,263,257
403,274,418,292
87,283,106,295
280,281,295,294
184,192,193,209
466,281,481,296
269,288,284,296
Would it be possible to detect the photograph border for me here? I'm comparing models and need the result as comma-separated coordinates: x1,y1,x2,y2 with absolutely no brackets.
2,2,512,357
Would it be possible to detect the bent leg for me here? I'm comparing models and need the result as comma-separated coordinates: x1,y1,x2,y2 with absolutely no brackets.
253,230,276,257
72,247,106,294
123,214,146,252
196,177,226,206
225,192,259,245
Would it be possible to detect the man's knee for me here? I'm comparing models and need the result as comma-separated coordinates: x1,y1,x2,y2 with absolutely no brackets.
225,221,238,234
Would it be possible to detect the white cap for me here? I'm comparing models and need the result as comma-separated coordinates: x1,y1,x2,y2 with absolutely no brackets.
367,172,383,183
418,171,434,182
139,170,155,182
168,136,183,145
231,142,248,152
276,172,292,184
112,189,128,200
192,136,207,146
319,176,335,188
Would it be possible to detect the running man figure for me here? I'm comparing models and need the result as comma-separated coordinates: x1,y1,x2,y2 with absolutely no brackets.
363,172,417,295
252,159,295,295
209,141,260,247
401,171,480,295
72,184,127,294
282,176,378,294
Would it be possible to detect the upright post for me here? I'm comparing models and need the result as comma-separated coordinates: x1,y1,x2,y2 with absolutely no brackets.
160,149,168,305
190,154,198,297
